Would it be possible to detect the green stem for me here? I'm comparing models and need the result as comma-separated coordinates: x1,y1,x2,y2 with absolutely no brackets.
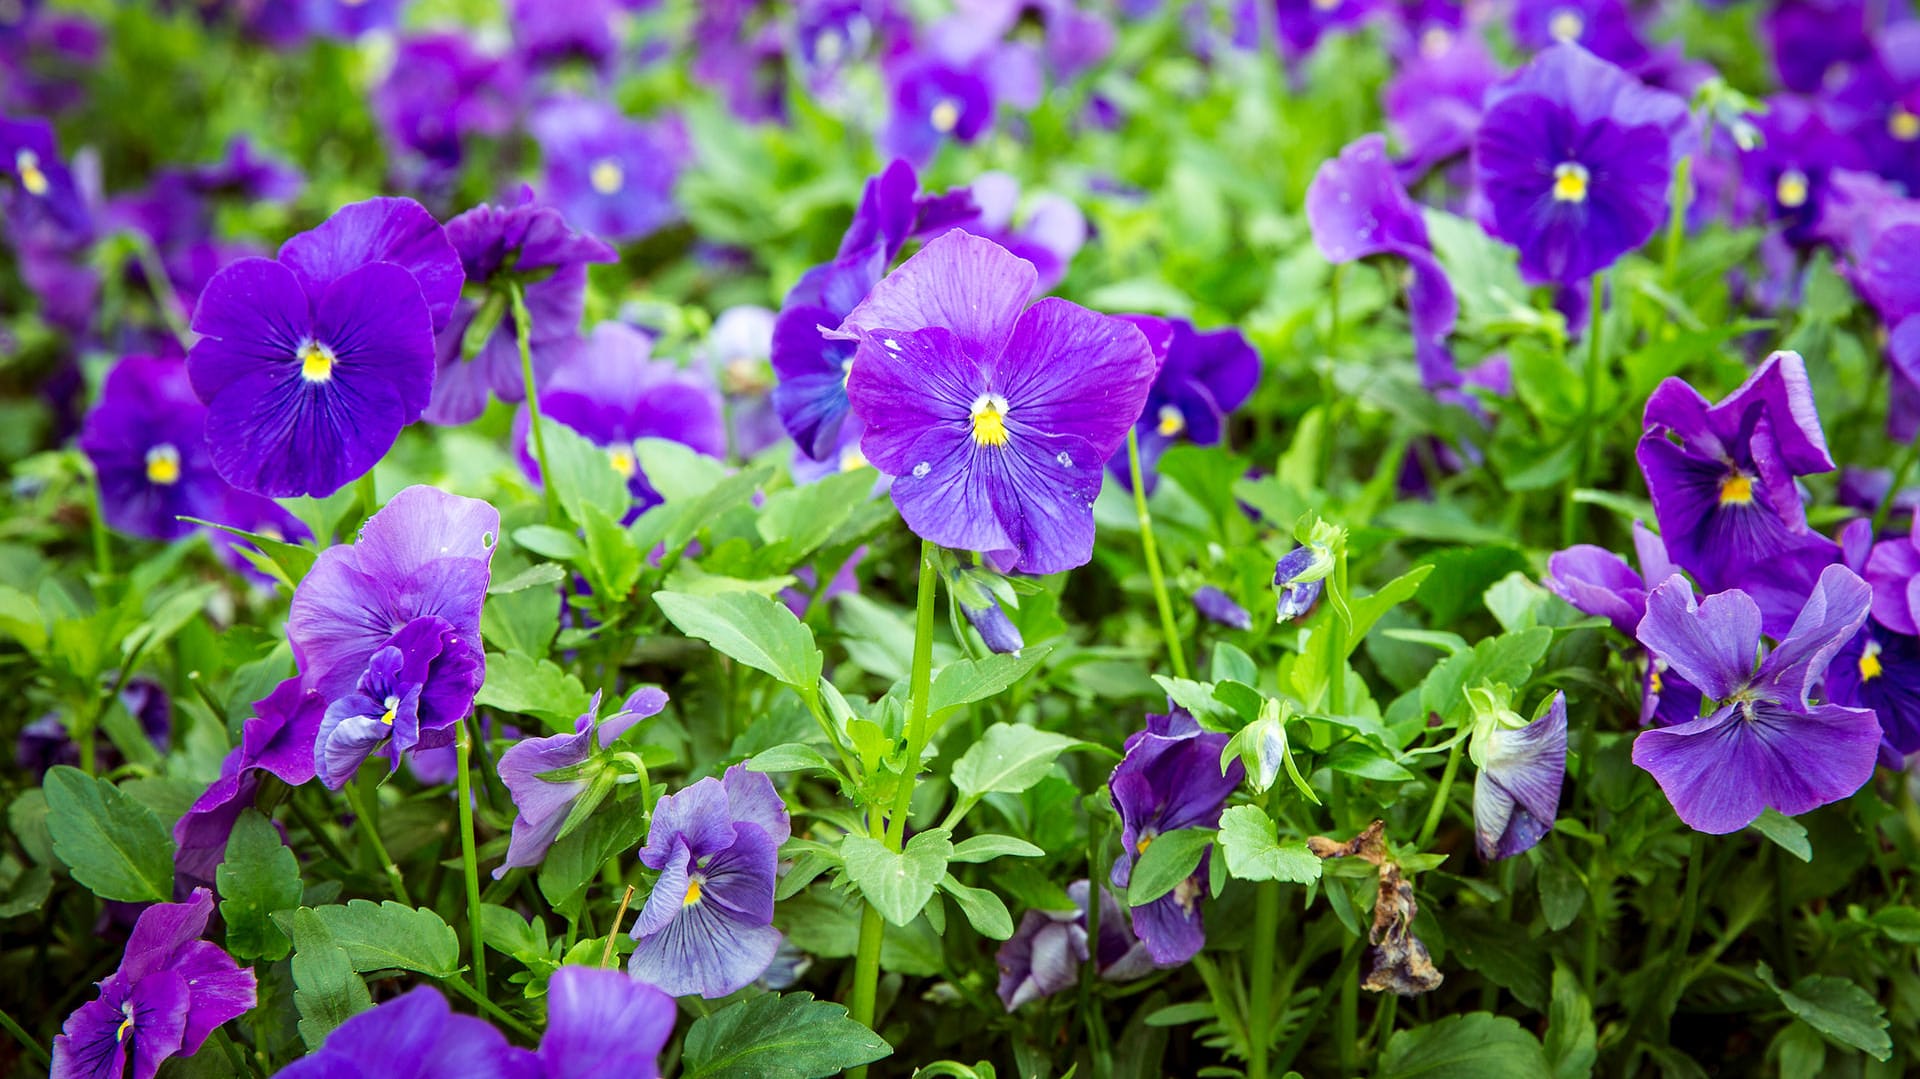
456,720,488,1005
1248,879,1281,1079
440,973,538,1042
1661,155,1694,288
123,228,193,353
1563,271,1607,547
848,808,889,1077
508,281,561,525
0,1006,49,1068
357,471,378,518
88,462,113,581
210,1026,257,1078
1327,547,1351,719
1872,433,1920,537
1272,940,1363,1076
342,781,411,906
1416,740,1464,848
1320,266,1344,490
1127,429,1188,679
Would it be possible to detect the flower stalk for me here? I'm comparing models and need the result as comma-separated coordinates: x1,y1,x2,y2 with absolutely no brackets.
1128,428,1188,679
508,280,561,525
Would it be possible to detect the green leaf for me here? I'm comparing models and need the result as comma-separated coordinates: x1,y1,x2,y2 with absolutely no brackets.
1775,1022,1827,1079
940,875,1015,940
1217,806,1322,885
488,562,566,596
539,418,630,529
635,438,729,501
1323,740,1415,782
473,652,592,730
296,900,461,978
680,991,891,1079
1126,827,1215,906
43,766,174,902
929,647,1052,715
1537,856,1585,933
185,517,316,588
1545,967,1597,1079
580,502,641,601
655,590,823,691
1749,809,1812,863
1378,1012,1550,1079
756,468,876,561
285,907,372,1050
949,835,1045,863
841,830,953,927
1419,628,1553,725
1756,961,1892,1061
218,810,303,962
540,794,649,917
950,724,1085,799
746,743,838,776
513,525,585,562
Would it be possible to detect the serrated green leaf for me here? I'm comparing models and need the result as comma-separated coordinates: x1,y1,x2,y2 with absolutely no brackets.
285,907,371,1049
540,794,649,916
1756,961,1892,1061
950,724,1085,799
680,991,891,1079
1545,967,1596,1079
295,900,461,978
1419,628,1553,725
1217,806,1322,885
43,766,174,902
842,830,953,927
218,810,302,961
1378,1012,1550,1078
656,590,823,690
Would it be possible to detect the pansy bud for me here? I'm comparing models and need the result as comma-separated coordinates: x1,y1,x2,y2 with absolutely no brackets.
1272,544,1333,622
1468,687,1569,859
1193,586,1252,630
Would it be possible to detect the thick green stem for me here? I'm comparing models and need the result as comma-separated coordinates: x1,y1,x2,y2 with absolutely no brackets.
1564,271,1607,547
456,720,488,1004
440,973,537,1042
508,281,561,525
1127,429,1188,679
343,781,411,906
1416,740,1464,849
1248,879,1281,1079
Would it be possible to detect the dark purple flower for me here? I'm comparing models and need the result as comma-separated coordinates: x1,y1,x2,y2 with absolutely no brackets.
951,566,1026,655
274,985,535,1079
16,680,170,780
1826,27,1920,195
1829,622,1920,761
513,0,620,72
994,877,1154,1010
1740,97,1866,246
1193,586,1252,630
839,230,1155,574
1762,0,1877,95
1470,690,1568,859
300,0,403,39
1865,520,1920,636
496,687,667,876
374,35,524,170
512,322,726,518
79,356,225,541
535,966,675,1078
630,765,791,998
427,191,617,426
51,889,256,1079
1473,42,1688,284
1636,351,1840,625
1106,316,1260,486
183,138,303,203
1545,524,1705,726
531,97,686,244
1108,710,1242,966
1383,33,1503,183
1272,0,1379,58
881,57,994,166
1511,0,1649,70
1307,134,1459,387
286,484,497,712
1632,566,1881,834
174,676,327,885
313,615,485,788
2,114,89,242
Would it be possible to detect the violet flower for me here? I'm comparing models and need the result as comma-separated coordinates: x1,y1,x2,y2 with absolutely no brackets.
536,966,676,1077
1468,688,1568,859
1510,0,1650,71
702,305,786,458
881,56,994,166
51,889,256,1079
374,35,524,171
1741,97,1865,246
274,985,534,1079
1632,566,1881,834
1383,33,1503,184
79,355,225,541
839,230,1156,574
531,97,686,244
496,687,668,876
1762,0,1876,95
1307,134,1459,388
1,115,89,242
629,765,791,998
1105,315,1259,488
949,564,1025,655
174,676,327,886
1273,544,1331,622
1546,524,1704,727
1636,351,1839,625
996,880,1153,1011
1473,42,1688,284
1108,710,1243,966
1193,586,1253,630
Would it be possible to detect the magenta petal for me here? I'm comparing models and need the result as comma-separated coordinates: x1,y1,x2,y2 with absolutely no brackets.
983,429,1104,575
1634,575,1760,701
1545,544,1645,634
186,257,312,403
838,229,1036,363
350,485,500,590
168,940,256,1055
996,298,1156,460
277,196,466,332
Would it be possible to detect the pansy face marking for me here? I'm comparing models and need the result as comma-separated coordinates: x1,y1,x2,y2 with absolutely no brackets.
589,157,624,195
1892,106,1920,143
607,444,637,478
683,875,704,906
1718,471,1754,505
1552,161,1590,203
930,99,961,133
970,392,1012,448
1156,404,1185,438
380,694,399,725
1548,8,1584,41
1775,168,1809,209
13,148,47,196
298,340,337,383
1861,641,1884,682
144,444,182,486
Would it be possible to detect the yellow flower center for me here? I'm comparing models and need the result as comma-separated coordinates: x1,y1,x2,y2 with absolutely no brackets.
590,157,624,195
1892,107,1920,142
144,444,181,486
969,393,1011,448
116,1012,134,1043
839,447,868,472
380,695,399,726
299,341,337,382
1135,832,1154,855
683,877,704,906
14,148,48,197
1548,8,1584,41
1775,169,1809,209
1419,26,1453,57
1552,162,1590,203
1861,642,1884,682
1648,665,1663,694
930,99,960,134
1718,472,1754,505
1156,404,1186,439
608,446,637,479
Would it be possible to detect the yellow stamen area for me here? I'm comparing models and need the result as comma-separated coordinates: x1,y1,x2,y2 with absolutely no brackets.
15,149,47,197
116,1015,134,1043
1719,473,1754,505
1419,26,1453,58
1649,667,1664,694
1135,833,1153,855
1156,404,1186,439
589,158,624,195
1311,0,1339,11
1548,9,1584,42
1552,161,1590,203
839,447,868,472
930,99,960,134
608,446,637,479
299,341,336,383
1892,107,1920,143
1775,169,1809,209
144,444,181,486
1861,643,1884,682
683,877,703,906
380,695,399,726
970,393,1011,448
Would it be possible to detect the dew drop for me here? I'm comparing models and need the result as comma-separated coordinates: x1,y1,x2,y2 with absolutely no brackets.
912,461,931,478
1056,451,1073,467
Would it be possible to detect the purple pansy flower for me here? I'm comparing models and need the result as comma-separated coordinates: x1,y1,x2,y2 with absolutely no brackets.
1470,689,1568,859
17,679,170,780
1762,0,1876,95
1108,709,1243,966
428,191,617,426
839,230,1156,574
1636,351,1839,625
374,34,524,171
881,56,994,166
1384,33,1503,184
1631,566,1881,834
1273,544,1330,622
2,115,89,241
496,687,668,876
183,138,304,203
701,304,786,458
286,483,497,719
1473,42,1688,284
1511,0,1649,71
949,564,1026,654
957,171,1086,294
996,879,1153,1011
313,616,484,788
629,765,791,998
274,985,535,1079
174,676,327,886
1272,0,1379,59
1547,523,1705,726
1741,97,1865,246
1193,586,1253,630
1106,315,1260,488
512,0,620,72
513,322,726,518
78,356,224,541
1307,134,1460,388
531,97,686,244
52,889,256,1079
535,967,676,1078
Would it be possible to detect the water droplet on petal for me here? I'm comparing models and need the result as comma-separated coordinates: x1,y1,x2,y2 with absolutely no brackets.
1056,451,1073,467
912,461,931,478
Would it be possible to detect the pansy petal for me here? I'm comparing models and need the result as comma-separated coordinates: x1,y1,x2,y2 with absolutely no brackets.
539,967,675,1077
1756,564,1873,703
1545,545,1645,635
351,485,501,587
844,326,978,475
639,779,735,867
981,429,1104,576
278,196,465,332
187,258,312,402
629,900,782,998
315,262,438,422
720,766,791,848
1633,699,1880,833
884,423,1019,559
1129,880,1205,966
1634,575,1760,701
838,230,1035,364
996,298,1156,460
